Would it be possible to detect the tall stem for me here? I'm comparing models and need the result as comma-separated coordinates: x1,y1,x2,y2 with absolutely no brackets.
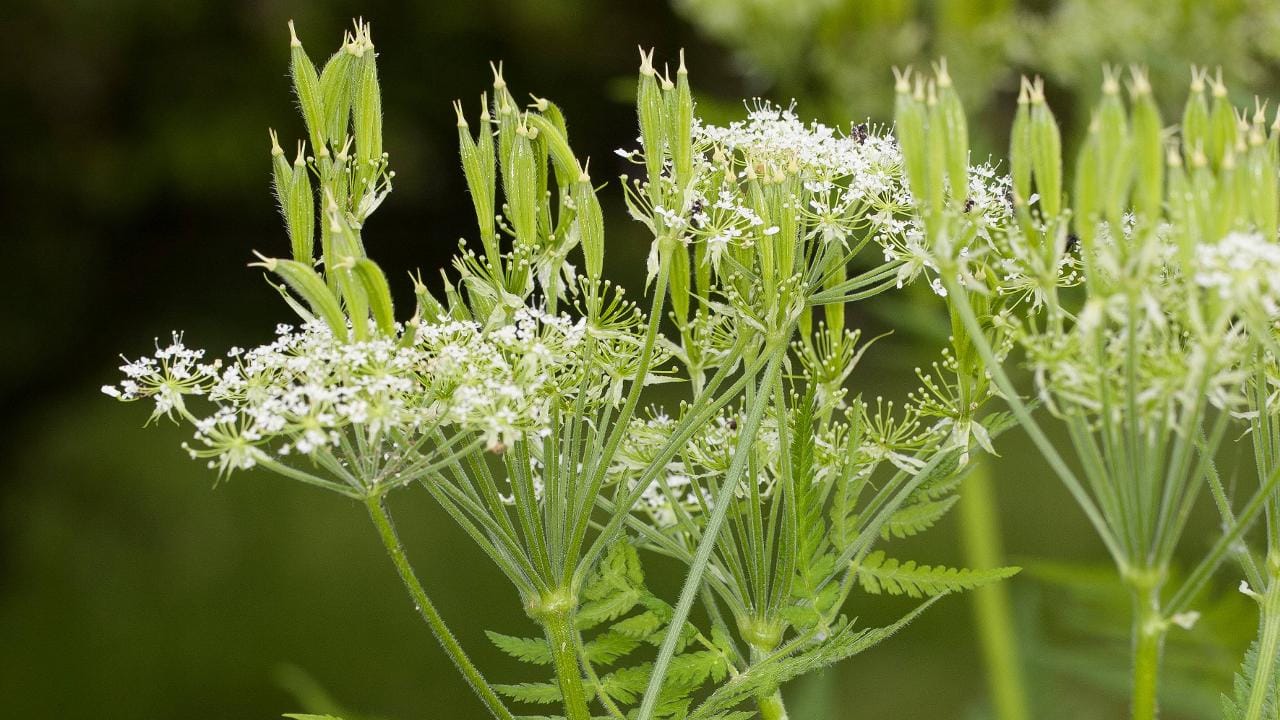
958,461,1029,720
1129,581,1165,720
1244,579,1280,720
635,351,786,720
364,496,514,720
537,594,592,720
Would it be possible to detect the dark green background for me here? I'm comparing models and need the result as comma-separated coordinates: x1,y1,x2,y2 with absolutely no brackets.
2,1,1273,718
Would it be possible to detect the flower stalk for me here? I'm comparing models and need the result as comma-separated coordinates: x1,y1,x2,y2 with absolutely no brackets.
365,495,514,720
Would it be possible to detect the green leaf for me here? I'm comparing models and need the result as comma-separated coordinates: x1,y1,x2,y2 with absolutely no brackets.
583,631,641,667
880,495,960,540
495,682,563,704
486,630,552,665
283,715,346,720
690,598,942,719
1222,635,1280,720
855,551,1019,598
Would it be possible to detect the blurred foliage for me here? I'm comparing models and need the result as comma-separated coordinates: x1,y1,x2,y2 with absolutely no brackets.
675,0,1280,156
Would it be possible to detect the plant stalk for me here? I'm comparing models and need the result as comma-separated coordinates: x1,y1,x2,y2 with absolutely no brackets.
540,600,592,720
1244,579,1280,720
365,495,514,720
958,460,1030,720
1129,583,1165,720
758,690,790,720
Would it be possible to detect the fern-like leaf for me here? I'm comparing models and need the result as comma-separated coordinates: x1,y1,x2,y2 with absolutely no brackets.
689,597,942,719
494,682,563,704
881,495,960,540
487,631,553,665
855,550,1019,598
1222,635,1280,720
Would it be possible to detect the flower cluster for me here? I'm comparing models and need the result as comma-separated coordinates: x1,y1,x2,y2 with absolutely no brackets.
104,308,637,484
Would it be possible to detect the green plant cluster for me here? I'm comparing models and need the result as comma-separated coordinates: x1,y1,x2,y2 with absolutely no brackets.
105,18,1280,720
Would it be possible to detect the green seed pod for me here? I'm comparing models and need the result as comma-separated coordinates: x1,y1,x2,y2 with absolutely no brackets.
1182,67,1210,164
318,34,357,146
253,253,349,342
526,103,577,196
270,129,292,201
669,50,695,195
669,239,691,329
1250,117,1278,241
1029,78,1063,218
352,258,396,336
287,147,315,263
1073,116,1101,248
325,199,370,340
935,59,969,206
637,48,667,203
412,271,447,324
508,120,539,251
288,21,328,159
1208,70,1236,169
1010,78,1033,206
1129,68,1164,222
1096,68,1131,221
456,99,499,266
925,81,947,218
893,68,930,209
351,23,383,193
574,162,604,281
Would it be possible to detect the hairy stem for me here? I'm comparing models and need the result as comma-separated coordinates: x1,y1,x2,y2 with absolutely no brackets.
758,690,790,720
539,598,592,720
1129,581,1165,720
1244,579,1280,720
635,351,786,720
959,461,1030,720
364,496,514,720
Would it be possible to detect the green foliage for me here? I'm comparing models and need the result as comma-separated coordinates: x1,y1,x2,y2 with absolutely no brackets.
492,541,732,719
1221,637,1280,720
855,550,1019,599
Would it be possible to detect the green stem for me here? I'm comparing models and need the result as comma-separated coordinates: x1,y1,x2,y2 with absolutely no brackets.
635,351,786,720
1244,580,1280,720
538,596,592,720
1129,583,1165,720
958,461,1030,720
364,496,514,720
758,690,790,720
941,272,1126,566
